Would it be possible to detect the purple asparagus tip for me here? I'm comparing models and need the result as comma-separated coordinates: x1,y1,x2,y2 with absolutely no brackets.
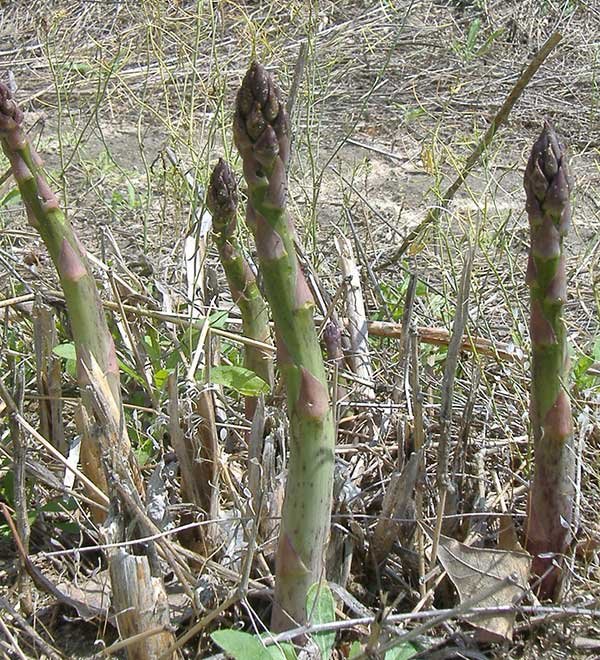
233,62,290,169
524,121,571,231
207,158,238,219
0,82,24,133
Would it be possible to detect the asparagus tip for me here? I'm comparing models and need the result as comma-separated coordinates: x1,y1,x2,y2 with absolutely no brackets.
207,158,238,218
236,61,284,137
524,121,570,232
0,81,24,133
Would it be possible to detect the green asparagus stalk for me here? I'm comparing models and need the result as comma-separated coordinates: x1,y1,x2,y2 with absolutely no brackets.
0,83,139,508
524,121,574,599
1,85,177,657
233,62,335,630
207,158,274,414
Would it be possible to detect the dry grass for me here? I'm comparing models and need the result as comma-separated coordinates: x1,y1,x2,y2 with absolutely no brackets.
0,0,599,658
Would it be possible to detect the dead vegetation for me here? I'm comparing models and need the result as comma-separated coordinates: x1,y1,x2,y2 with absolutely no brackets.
0,0,599,658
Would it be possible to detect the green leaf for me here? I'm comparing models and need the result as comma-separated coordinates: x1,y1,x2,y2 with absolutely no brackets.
266,643,297,660
66,359,77,378
210,365,270,396
111,190,125,207
41,496,77,513
256,635,297,659
210,629,297,660
209,310,230,329
55,521,80,534
70,61,93,75
41,499,65,513
134,436,154,467
178,327,200,359
0,470,15,505
0,187,21,207
572,338,600,390
52,342,77,377
118,359,146,387
384,641,420,659
466,18,481,52
347,636,420,658
210,630,271,660
306,582,336,659
153,368,173,390
52,343,77,361
425,345,447,368
165,349,182,370
143,331,162,364
349,641,363,658
126,181,137,208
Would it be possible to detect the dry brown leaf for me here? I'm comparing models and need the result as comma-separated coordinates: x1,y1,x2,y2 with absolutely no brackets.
432,531,531,641
57,570,111,616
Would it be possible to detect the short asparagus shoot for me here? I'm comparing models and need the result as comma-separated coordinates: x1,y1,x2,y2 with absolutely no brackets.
207,158,274,417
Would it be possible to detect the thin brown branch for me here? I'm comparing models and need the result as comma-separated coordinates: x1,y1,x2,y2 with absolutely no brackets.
367,321,523,362
380,31,563,262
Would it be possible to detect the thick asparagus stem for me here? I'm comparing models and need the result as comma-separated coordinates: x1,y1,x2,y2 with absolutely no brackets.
233,62,335,630
207,159,274,405
0,83,138,506
524,121,575,599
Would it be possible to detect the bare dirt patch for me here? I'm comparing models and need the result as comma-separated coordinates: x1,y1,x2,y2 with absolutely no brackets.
1,1,599,658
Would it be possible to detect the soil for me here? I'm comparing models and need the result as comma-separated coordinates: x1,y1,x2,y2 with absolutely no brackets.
0,0,599,658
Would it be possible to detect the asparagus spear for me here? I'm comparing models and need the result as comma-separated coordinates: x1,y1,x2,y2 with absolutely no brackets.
0,85,179,657
233,62,335,630
0,83,139,505
524,121,574,599
207,158,274,410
